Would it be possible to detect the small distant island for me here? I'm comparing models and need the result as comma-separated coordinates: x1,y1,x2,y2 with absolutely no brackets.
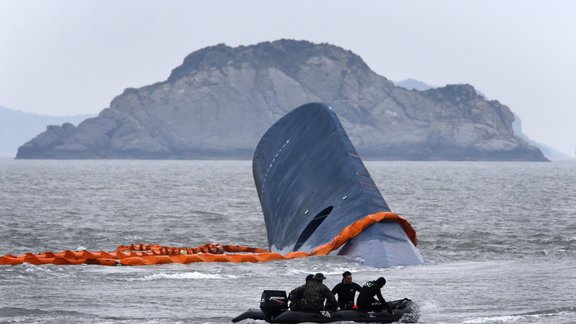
16,39,546,161
0,106,91,156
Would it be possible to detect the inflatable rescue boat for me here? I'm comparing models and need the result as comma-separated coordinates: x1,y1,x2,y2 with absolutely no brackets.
232,290,419,323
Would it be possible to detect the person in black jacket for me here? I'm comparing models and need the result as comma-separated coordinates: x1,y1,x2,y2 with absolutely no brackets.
356,277,393,313
331,271,362,310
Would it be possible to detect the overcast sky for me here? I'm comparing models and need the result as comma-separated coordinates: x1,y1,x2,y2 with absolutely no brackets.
1,0,574,155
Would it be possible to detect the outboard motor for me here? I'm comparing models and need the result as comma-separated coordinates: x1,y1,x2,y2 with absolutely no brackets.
260,290,287,321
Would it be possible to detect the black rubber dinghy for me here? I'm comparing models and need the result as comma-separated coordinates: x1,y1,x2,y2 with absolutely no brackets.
232,290,419,323
232,298,419,323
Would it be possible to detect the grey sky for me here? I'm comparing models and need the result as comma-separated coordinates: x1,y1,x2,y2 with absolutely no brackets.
1,0,574,155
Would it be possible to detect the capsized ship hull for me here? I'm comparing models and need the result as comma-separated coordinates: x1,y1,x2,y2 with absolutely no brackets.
252,103,423,267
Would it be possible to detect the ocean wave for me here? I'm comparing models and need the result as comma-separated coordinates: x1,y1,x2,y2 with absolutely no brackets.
463,315,524,323
132,271,238,281
0,306,98,321
463,307,576,323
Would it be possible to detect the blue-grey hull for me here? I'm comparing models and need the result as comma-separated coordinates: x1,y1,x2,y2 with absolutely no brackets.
252,103,423,267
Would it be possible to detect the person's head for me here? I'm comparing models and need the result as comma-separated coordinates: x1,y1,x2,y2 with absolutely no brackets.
376,277,386,288
313,273,326,282
305,274,314,282
342,271,352,284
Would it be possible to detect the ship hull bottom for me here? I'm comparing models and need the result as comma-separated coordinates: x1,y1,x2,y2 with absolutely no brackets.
337,222,424,268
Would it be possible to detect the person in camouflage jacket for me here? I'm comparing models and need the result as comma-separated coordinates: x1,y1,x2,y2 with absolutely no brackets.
289,273,337,312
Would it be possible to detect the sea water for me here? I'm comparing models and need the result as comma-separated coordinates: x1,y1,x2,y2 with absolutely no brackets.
0,159,575,323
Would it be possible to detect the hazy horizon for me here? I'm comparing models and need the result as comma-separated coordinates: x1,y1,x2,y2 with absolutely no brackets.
1,0,574,155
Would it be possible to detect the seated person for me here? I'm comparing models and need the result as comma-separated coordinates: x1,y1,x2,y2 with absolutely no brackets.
331,271,362,310
288,274,313,306
356,277,393,313
289,273,337,312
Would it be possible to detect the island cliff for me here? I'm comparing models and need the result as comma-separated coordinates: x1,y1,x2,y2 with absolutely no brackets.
16,39,546,161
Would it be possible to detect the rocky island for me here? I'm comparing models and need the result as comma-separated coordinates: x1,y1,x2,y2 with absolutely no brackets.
16,39,546,161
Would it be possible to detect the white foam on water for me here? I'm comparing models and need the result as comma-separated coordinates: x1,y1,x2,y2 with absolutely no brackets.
133,271,238,281
463,308,576,323
22,263,51,272
463,315,524,323
418,299,440,314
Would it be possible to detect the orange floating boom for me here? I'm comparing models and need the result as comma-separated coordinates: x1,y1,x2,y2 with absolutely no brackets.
0,212,416,267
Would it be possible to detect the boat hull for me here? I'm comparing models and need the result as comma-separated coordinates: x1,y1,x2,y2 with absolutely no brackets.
252,103,423,267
